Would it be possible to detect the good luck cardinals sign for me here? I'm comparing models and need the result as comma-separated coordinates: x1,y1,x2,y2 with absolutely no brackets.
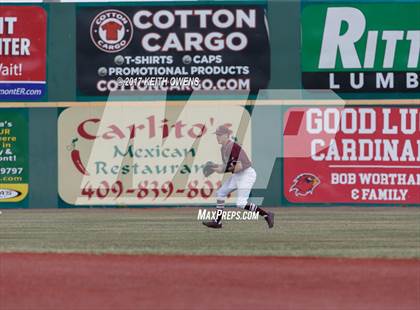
283,107,420,204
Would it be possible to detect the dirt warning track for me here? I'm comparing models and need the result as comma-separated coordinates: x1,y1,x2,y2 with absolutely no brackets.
1,253,418,310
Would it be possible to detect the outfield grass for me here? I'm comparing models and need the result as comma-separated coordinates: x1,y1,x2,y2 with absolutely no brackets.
0,207,419,258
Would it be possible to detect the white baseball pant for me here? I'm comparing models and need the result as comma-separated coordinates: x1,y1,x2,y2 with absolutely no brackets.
216,167,257,208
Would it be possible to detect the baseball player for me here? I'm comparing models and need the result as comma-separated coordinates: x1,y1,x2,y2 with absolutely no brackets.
203,125,275,229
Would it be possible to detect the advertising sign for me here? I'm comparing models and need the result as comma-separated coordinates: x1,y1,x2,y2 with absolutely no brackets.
302,3,419,92
284,107,420,204
0,110,29,202
58,105,251,205
0,6,47,100
76,5,270,96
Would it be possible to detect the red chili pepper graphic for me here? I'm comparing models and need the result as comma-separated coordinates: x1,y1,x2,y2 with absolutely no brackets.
68,138,89,176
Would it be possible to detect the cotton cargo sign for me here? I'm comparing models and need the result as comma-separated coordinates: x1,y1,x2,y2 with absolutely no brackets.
0,110,29,202
58,105,251,205
0,6,47,100
301,3,420,92
284,107,420,204
76,5,270,96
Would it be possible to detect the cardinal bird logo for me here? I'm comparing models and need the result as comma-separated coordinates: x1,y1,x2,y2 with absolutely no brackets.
290,173,320,197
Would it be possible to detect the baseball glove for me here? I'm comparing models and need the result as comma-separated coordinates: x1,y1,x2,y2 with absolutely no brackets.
203,161,218,177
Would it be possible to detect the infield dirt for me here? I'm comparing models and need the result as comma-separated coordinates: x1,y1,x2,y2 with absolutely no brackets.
1,253,418,310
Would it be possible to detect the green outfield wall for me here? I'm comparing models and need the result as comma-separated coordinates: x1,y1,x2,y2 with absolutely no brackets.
0,1,419,208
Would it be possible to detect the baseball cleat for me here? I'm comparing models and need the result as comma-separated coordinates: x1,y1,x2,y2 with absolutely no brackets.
202,220,222,229
265,212,275,228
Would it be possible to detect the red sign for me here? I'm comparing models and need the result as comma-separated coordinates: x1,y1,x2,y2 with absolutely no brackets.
0,6,47,99
284,107,420,204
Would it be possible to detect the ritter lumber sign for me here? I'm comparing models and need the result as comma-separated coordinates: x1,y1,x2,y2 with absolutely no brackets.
301,3,419,92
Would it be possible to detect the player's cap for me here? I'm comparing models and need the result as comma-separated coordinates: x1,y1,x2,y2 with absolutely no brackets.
214,125,232,136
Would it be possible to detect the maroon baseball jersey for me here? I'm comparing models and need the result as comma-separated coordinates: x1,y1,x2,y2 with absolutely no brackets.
221,141,252,173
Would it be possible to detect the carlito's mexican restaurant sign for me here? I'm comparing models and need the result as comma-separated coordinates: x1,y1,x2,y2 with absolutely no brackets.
284,107,420,204
58,105,251,205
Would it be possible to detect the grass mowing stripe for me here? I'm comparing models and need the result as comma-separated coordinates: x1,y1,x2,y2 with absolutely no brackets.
0,207,419,258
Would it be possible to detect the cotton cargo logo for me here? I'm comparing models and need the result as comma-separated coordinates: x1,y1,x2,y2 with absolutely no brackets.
283,107,420,204
90,10,133,53
77,5,270,96
301,4,420,92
